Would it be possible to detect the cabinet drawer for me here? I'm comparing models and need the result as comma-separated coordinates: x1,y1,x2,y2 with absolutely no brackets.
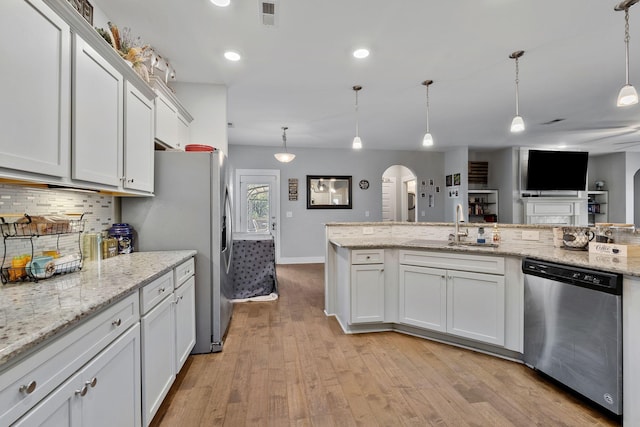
140,271,174,314
399,250,504,275
352,249,384,265
174,258,195,288
0,292,139,426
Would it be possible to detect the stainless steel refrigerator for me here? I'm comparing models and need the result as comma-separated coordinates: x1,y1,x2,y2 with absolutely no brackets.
122,150,233,353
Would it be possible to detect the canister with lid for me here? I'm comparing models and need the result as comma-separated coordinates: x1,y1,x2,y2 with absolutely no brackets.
108,223,134,254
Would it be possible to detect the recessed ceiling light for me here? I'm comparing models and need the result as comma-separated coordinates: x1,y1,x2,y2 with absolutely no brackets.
353,48,370,59
210,0,231,7
224,51,241,61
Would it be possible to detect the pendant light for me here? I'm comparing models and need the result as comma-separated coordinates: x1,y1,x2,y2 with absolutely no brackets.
274,126,295,163
615,0,639,107
421,80,434,147
352,85,363,149
509,50,525,133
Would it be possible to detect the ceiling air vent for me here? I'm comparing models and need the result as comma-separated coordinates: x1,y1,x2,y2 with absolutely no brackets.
260,0,277,26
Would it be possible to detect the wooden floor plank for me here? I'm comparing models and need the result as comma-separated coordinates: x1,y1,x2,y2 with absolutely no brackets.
151,263,620,427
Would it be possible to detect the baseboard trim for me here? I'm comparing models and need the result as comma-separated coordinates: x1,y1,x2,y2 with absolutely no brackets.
277,256,325,264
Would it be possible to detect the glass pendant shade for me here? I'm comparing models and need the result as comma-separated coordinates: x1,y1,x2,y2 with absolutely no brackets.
352,136,363,149
617,84,639,106
274,152,295,162
422,132,434,147
510,115,525,132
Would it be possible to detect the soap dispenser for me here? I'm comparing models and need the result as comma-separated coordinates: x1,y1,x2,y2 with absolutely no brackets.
477,227,486,244
492,223,501,243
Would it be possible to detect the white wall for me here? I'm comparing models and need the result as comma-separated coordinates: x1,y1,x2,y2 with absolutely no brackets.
589,153,627,223
229,146,446,262
173,83,228,155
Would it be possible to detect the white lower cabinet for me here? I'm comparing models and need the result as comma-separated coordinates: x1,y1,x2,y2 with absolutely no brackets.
14,323,141,427
351,264,385,324
447,270,505,345
398,250,506,347
398,265,447,332
175,276,196,373
141,293,175,426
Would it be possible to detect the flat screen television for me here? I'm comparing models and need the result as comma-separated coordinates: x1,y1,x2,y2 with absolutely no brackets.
526,150,588,191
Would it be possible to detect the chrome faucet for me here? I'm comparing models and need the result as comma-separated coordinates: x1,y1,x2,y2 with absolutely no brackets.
454,203,468,243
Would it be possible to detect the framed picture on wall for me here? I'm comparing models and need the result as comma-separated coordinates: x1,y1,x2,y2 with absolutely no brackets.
446,175,452,187
453,173,461,186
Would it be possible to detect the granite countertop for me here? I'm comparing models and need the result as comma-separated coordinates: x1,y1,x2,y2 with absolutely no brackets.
329,237,640,277
0,250,196,368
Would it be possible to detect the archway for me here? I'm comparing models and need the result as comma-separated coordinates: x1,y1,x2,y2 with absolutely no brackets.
382,165,417,222
634,169,640,226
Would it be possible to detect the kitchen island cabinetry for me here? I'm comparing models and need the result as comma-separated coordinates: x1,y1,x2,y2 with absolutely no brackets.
398,265,446,332
350,249,385,324
0,0,70,179
398,250,505,346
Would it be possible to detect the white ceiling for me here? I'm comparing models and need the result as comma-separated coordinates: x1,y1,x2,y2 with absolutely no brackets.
93,0,640,153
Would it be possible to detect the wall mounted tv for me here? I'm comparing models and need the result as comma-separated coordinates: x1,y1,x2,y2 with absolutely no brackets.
526,150,588,191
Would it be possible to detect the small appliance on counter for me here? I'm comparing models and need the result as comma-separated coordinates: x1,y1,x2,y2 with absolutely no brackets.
561,227,594,250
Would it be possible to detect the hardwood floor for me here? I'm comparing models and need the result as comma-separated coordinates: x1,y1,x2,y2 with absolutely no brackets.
151,264,620,426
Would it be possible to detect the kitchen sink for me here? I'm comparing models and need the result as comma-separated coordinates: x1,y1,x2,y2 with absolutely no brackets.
448,241,499,248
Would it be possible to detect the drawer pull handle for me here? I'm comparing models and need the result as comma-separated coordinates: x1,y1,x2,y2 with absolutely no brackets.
366,256,371,259
19,381,37,394
112,318,122,327
86,377,97,388
75,385,88,397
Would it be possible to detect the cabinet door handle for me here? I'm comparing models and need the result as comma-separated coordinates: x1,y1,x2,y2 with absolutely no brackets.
441,275,446,279
19,380,37,394
86,377,97,388
112,318,122,327
75,385,88,397
159,287,166,293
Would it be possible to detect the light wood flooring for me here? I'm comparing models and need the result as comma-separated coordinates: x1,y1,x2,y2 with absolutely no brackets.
151,264,620,426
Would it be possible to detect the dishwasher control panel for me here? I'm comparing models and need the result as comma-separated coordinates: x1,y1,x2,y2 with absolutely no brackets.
523,258,622,295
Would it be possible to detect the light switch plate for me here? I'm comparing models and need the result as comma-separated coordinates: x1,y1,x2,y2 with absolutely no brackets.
522,230,539,241
363,227,374,235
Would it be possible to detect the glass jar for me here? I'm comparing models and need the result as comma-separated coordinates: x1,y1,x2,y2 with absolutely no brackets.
108,223,134,254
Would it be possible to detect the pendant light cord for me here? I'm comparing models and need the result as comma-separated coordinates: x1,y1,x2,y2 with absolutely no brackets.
355,90,360,137
514,56,520,116
425,84,430,133
625,7,631,85
282,127,288,153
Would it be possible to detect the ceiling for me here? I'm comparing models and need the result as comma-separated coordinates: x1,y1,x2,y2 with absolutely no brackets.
93,0,640,154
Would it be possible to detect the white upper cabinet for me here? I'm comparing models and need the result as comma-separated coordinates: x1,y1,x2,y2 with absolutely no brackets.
150,76,192,150
124,82,154,193
72,34,123,187
155,92,178,148
0,0,70,178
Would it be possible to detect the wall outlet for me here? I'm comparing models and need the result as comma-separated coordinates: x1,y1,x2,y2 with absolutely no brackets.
363,227,374,235
286,211,293,218
522,230,540,241
365,211,370,217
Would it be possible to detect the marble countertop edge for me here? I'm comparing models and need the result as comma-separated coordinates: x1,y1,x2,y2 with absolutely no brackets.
329,237,640,277
0,250,196,368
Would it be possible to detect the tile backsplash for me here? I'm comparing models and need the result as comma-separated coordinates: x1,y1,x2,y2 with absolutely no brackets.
0,184,118,262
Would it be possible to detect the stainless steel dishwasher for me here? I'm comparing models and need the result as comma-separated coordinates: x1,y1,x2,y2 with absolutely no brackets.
522,258,622,416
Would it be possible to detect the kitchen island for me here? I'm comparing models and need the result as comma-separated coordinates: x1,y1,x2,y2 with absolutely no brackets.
325,222,640,426
0,250,196,426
